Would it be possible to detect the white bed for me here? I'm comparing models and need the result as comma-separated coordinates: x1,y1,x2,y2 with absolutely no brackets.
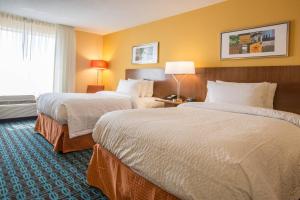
92,102,300,200
37,91,163,138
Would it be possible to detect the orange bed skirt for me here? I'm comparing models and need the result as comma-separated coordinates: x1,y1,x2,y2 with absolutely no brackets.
87,144,179,200
34,113,95,153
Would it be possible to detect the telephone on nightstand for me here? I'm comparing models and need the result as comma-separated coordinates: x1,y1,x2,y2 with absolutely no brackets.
165,94,177,100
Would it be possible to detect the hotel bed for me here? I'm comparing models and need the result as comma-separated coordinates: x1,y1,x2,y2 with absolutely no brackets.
86,66,300,200
89,102,300,200
35,78,164,153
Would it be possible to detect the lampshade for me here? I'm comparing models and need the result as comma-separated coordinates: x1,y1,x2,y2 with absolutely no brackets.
165,61,195,74
89,60,109,69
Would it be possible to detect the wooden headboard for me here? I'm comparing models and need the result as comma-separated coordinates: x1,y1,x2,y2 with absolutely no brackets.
126,66,300,114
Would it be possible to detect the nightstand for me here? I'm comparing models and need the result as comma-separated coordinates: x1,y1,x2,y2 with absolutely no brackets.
87,85,104,93
155,99,185,107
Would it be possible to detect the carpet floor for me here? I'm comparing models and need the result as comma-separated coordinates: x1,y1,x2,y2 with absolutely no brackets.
0,118,108,200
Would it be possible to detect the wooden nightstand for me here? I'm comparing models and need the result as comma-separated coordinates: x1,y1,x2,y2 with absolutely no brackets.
155,99,185,107
87,85,104,93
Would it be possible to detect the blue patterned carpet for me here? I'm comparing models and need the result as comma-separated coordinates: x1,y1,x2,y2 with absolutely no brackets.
0,118,107,200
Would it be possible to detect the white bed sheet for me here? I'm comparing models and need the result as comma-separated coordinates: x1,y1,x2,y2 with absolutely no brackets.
92,102,300,200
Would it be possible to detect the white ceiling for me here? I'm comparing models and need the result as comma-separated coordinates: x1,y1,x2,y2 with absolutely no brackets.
0,0,224,35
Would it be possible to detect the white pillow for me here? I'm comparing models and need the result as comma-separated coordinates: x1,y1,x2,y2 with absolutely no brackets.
127,79,143,97
265,83,277,108
145,80,154,97
216,80,277,108
116,80,141,97
206,81,267,107
128,79,154,97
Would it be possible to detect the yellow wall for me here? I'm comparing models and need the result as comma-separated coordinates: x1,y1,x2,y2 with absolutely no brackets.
75,31,103,93
102,0,300,90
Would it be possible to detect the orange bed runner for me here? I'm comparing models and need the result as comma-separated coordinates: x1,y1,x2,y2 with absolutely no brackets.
35,113,95,153
87,144,179,200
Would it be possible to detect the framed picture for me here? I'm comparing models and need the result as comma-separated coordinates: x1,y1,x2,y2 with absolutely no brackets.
220,22,289,59
132,42,159,64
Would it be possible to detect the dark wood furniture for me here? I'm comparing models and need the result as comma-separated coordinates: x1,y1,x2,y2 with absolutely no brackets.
126,66,300,114
86,85,104,93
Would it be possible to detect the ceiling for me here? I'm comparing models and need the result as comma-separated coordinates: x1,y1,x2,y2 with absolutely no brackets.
0,0,224,35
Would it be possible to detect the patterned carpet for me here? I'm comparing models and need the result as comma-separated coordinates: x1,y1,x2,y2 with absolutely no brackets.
0,118,107,200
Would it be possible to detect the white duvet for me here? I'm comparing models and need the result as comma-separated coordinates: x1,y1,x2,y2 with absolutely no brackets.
92,102,300,200
37,91,133,138
37,91,164,138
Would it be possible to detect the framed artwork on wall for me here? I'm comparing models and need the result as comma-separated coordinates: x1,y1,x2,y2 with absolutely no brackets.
220,22,289,59
132,42,159,64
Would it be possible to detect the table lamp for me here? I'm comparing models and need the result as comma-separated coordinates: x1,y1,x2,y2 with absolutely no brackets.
165,61,195,101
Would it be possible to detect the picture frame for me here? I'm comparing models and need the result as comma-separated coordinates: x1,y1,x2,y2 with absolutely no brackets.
132,42,159,64
220,22,289,59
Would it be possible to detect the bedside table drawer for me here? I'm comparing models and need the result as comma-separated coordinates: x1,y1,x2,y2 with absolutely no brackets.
87,85,104,93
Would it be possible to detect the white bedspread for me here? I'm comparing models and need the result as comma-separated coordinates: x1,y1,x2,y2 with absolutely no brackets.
92,102,300,200
37,91,133,138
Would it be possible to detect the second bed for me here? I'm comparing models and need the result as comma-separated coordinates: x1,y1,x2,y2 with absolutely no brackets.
35,79,163,153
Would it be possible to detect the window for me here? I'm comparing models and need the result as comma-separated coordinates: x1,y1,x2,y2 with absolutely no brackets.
0,14,56,96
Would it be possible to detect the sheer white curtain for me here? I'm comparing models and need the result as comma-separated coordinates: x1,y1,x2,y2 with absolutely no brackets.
53,25,76,93
0,12,76,96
